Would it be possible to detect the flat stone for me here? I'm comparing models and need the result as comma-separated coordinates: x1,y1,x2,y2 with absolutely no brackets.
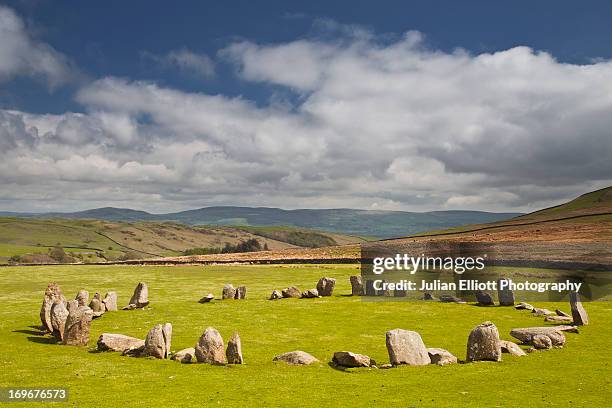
544,315,573,323
385,329,430,366
199,293,214,303
510,327,569,346
273,351,319,365
281,286,301,298
532,334,552,350
97,333,144,352
301,289,320,298
499,340,526,356
172,347,195,363
222,284,236,300
439,294,465,303
532,308,555,316
332,351,375,368
427,348,457,366
316,277,336,297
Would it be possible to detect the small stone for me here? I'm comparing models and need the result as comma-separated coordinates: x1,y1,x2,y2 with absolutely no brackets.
510,327,575,343
281,286,301,298
439,294,465,303
316,277,336,297
301,289,320,298
544,315,573,323
466,321,501,362
234,286,247,299
75,290,89,307
515,302,534,310
385,329,430,366
172,347,195,363
364,280,376,296
273,351,319,365
349,275,364,296
269,290,283,300
569,292,589,325
332,351,375,368
532,334,552,350
499,340,526,356
199,293,214,303
102,292,118,311
475,290,494,306
195,327,226,364
427,348,457,366
222,284,236,300
97,333,144,352
226,332,243,364
532,308,554,316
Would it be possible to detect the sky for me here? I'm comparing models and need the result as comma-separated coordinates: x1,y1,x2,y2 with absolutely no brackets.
1,0,611,213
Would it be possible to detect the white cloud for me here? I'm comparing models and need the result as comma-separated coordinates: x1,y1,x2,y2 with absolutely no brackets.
0,6,76,87
144,48,215,78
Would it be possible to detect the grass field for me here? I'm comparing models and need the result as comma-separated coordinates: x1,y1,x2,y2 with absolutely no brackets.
0,264,610,407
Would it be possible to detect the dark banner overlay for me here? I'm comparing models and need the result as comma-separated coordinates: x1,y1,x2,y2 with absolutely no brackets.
360,241,612,302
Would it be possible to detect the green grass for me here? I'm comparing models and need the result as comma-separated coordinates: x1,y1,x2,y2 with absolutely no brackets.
0,264,610,407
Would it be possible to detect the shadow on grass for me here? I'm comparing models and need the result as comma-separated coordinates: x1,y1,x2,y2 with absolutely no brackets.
26,336,59,344
13,329,46,336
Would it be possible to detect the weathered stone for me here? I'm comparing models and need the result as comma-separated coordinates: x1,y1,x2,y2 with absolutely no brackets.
281,286,301,298
234,285,247,299
89,297,106,313
532,308,554,316
510,327,571,344
269,290,283,300
439,294,465,303
301,289,320,298
332,351,374,368
50,301,68,340
515,302,534,310
172,347,195,363
40,283,66,332
195,327,226,364
222,284,236,300
316,277,336,297
546,331,566,347
102,292,118,311
97,333,144,352
475,290,494,306
75,289,89,307
544,315,573,323
124,282,149,309
466,321,501,362
499,340,526,356
385,329,430,366
350,275,364,296
378,281,391,297
393,288,407,297
226,332,243,364
143,324,170,359
199,293,214,303
122,344,145,357
365,280,376,296
63,300,93,346
427,348,457,366
532,334,552,350
497,278,515,306
569,292,589,325
273,351,319,365
162,323,172,357
423,293,436,301
555,309,570,317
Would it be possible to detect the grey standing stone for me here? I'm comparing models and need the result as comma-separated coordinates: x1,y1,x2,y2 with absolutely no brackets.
423,293,436,301
350,275,364,296
466,321,501,362
569,292,589,325
226,332,243,364
269,290,283,300
427,348,458,366
199,293,214,303
497,278,515,306
97,333,144,352
301,289,320,298
40,283,66,332
50,301,69,340
124,282,149,309
162,323,172,357
475,290,494,306
75,290,89,307
222,284,236,300
195,327,226,364
172,347,195,363
316,277,336,297
332,351,375,368
234,285,247,299
63,300,93,346
365,280,376,296
102,292,118,311
89,297,106,313
273,351,319,365
143,324,167,359
499,340,526,356
281,286,301,298
394,288,407,297
385,329,430,366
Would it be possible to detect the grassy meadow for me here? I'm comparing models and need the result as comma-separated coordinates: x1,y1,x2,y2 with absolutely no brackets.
0,264,610,407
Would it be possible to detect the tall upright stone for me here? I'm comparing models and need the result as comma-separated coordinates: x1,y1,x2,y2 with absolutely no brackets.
102,291,118,311
143,322,172,359
195,327,226,365
226,332,243,364
75,289,89,307
497,277,515,306
50,300,69,340
89,293,106,313
63,300,93,346
124,282,149,309
234,286,247,300
350,275,364,296
385,329,430,366
365,280,376,296
222,284,236,300
466,321,501,362
475,290,494,306
40,283,66,332
569,292,589,325
316,277,336,297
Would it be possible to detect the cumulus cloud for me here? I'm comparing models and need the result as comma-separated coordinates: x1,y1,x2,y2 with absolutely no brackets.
0,6,77,87
143,48,215,78
1,24,612,212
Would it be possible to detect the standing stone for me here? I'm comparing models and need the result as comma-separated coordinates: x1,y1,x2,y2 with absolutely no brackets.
332,351,375,368
75,290,89,307
427,348,458,366
497,278,515,306
102,292,118,311
269,290,283,300
172,347,195,363
63,300,93,346
466,321,501,362
475,290,494,306
394,288,407,297
195,327,226,364
143,323,172,359
97,333,144,352
199,293,214,303
281,286,301,298
350,275,364,296
385,329,430,366
40,283,66,332
316,277,336,297
124,282,149,309
50,301,69,340
162,323,172,357
569,292,589,325
226,332,243,364
234,285,247,300
301,289,320,298
222,284,236,300
365,280,376,296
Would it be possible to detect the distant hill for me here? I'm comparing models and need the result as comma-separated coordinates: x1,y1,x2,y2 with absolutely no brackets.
2,206,521,238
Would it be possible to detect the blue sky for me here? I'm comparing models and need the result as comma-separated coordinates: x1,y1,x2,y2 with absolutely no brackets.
1,1,611,213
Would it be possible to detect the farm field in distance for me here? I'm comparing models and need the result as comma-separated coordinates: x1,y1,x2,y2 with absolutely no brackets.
0,264,610,407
